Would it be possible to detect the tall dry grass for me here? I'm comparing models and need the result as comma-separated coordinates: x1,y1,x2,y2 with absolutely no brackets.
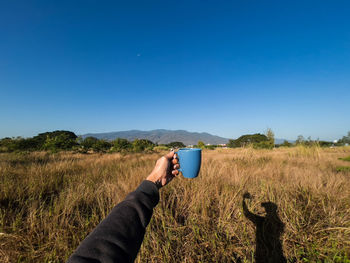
0,147,350,262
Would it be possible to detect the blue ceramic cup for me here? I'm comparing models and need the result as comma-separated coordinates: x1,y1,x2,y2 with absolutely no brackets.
175,148,202,179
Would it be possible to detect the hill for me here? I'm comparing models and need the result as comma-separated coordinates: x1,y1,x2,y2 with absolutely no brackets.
81,129,229,145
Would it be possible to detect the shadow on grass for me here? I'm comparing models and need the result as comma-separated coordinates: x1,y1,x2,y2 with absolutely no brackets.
242,193,287,263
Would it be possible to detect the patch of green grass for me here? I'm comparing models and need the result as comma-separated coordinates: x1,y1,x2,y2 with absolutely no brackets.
336,166,350,173
339,156,350,162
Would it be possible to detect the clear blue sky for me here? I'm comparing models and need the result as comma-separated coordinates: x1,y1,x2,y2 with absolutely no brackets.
1,1,349,141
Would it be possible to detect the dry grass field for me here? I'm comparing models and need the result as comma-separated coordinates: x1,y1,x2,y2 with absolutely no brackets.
1,147,350,262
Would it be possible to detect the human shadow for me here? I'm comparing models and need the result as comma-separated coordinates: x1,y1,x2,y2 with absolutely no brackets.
242,193,286,263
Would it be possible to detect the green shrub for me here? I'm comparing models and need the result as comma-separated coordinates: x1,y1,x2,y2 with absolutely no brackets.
205,145,216,150
197,141,205,149
153,145,170,152
336,166,350,173
339,156,350,162
280,140,293,147
253,140,274,149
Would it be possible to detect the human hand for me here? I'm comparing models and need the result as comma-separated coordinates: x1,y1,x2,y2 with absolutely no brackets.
146,151,180,188
243,192,251,199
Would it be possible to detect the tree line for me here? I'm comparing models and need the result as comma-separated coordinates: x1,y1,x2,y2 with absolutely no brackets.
0,130,349,153
0,131,187,153
227,129,349,149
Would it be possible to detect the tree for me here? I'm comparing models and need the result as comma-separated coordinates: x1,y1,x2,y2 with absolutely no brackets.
258,128,275,149
228,134,269,148
0,131,78,152
0,137,40,152
281,140,292,147
92,140,112,152
266,128,274,143
197,141,205,149
33,130,77,150
42,131,78,151
296,135,305,145
0,137,19,152
132,139,155,152
318,141,333,147
167,142,185,149
338,131,350,145
253,141,274,149
227,139,237,148
81,137,99,149
112,138,132,152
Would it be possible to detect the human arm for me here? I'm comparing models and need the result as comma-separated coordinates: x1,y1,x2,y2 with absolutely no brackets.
67,151,179,263
242,192,263,225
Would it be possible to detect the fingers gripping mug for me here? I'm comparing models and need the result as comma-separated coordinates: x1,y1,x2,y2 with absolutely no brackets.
175,148,202,178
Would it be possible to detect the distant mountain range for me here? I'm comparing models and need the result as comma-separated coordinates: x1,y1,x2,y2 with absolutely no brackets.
82,129,228,145
274,138,295,144
82,129,292,145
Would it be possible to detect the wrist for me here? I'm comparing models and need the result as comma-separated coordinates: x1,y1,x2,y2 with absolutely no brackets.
146,173,156,183
146,173,162,189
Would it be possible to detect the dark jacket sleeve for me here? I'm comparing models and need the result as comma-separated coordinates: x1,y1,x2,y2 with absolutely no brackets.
67,180,160,263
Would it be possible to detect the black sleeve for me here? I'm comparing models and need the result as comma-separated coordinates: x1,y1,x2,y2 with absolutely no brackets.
67,180,160,263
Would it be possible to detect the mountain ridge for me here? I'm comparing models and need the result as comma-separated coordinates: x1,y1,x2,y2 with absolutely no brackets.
81,129,292,145
82,129,228,145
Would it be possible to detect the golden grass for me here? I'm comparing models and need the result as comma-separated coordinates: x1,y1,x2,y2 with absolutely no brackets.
0,147,350,262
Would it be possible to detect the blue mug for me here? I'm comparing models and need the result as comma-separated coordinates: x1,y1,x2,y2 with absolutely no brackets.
175,148,202,179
